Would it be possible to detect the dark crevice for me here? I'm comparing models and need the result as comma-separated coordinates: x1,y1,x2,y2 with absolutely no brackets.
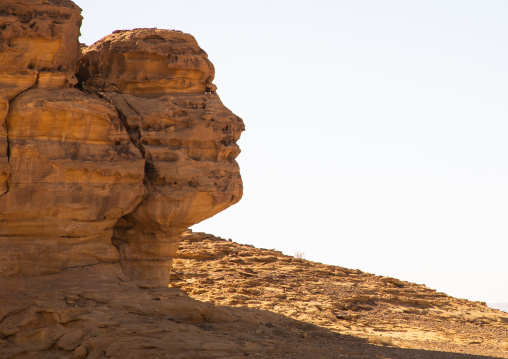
120,258,171,263
0,307,32,324
2,71,40,197
110,99,157,192
124,101,146,153
89,92,153,259
63,261,114,270
144,161,159,185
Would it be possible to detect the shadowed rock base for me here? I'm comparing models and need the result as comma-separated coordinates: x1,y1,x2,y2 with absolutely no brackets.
113,228,180,286
1,244,507,359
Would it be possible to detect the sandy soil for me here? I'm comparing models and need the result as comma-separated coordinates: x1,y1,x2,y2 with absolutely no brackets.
170,231,508,358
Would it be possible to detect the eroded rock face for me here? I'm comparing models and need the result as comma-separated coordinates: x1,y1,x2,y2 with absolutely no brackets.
0,0,147,276
0,0,82,199
76,28,216,97
0,0,82,72
0,0,82,198
0,85,146,276
0,4,244,284
78,29,244,285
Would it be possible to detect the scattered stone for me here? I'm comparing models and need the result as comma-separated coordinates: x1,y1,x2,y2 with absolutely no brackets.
172,231,508,358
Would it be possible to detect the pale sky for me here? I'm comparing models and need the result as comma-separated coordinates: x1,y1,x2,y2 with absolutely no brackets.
74,0,508,303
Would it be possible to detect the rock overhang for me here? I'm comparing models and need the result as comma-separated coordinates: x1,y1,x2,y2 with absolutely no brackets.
0,1,244,285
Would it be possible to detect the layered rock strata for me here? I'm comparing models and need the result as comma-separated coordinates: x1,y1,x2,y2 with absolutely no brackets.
0,0,83,197
0,3,244,285
76,29,216,97
0,0,146,276
79,29,244,285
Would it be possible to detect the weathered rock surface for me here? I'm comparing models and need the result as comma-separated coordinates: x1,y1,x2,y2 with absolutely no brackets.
0,85,146,276
0,0,82,72
108,89,243,285
1,233,507,359
0,0,82,197
0,2,243,283
0,263,293,359
77,28,216,97
0,0,147,277
78,29,244,285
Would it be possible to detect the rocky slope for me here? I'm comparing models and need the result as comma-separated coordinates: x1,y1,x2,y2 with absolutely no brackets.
1,231,507,358
171,231,508,358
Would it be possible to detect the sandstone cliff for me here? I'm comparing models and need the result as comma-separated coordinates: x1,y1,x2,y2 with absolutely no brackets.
0,1,243,285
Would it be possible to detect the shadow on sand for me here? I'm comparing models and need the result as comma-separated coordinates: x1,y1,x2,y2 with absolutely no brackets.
209,304,507,359
1,265,505,359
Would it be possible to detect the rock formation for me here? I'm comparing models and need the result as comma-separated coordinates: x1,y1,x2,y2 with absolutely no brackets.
0,1,244,285
2,3,508,359
0,0,82,198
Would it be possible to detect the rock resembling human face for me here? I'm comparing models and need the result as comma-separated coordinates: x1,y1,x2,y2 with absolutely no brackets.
78,28,245,285
105,92,244,231
0,1,242,283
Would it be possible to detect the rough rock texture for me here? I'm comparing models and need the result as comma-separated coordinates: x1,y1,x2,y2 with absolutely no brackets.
0,0,82,197
0,0,82,71
1,232,507,359
0,85,146,276
0,263,293,359
170,232,508,358
78,29,244,285
0,0,147,277
76,28,216,97
0,3,243,283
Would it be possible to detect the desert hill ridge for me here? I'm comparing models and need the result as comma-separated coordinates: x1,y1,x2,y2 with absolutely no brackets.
2,231,507,358
171,231,508,358
490,304,508,314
